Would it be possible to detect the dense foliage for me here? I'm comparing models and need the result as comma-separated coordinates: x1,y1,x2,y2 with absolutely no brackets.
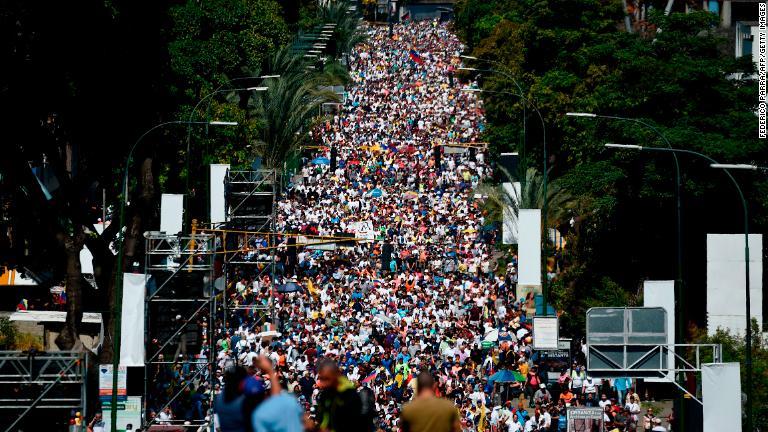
1,0,349,361
454,0,766,331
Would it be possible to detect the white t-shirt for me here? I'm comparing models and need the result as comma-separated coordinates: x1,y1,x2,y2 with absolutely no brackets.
626,402,641,420
583,379,597,394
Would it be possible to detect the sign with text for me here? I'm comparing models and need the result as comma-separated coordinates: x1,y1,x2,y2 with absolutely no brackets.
99,364,127,403
567,407,604,432
101,396,142,432
532,316,559,350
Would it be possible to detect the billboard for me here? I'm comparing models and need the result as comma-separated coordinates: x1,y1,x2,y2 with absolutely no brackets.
160,194,184,234
706,234,762,336
99,364,127,403
586,307,667,376
532,316,559,350
210,164,230,225
643,280,675,382
518,209,541,287
702,363,741,432
502,182,521,245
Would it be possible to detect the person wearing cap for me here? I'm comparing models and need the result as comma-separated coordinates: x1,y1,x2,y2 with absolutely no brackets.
533,383,551,406
651,417,667,432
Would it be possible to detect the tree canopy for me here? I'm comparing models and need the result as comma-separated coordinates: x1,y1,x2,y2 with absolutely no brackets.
455,0,765,330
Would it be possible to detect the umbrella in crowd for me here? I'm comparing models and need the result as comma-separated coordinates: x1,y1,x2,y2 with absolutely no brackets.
312,157,330,165
276,282,302,293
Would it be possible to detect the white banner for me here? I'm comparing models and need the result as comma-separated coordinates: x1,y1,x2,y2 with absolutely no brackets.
518,209,541,286
210,164,230,225
644,280,675,382
502,182,521,245
348,221,375,241
702,363,742,432
160,193,184,234
706,234,763,336
120,273,146,367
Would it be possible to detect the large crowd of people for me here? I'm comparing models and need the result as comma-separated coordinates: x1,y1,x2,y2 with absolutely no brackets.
137,19,673,432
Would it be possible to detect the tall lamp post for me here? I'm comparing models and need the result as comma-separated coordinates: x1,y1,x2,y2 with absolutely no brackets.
567,113,687,424
111,120,238,431
461,87,549,308
605,143,754,432
566,113,683,299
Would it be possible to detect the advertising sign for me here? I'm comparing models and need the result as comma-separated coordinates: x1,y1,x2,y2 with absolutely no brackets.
101,396,142,432
99,364,127,403
532,316,559,350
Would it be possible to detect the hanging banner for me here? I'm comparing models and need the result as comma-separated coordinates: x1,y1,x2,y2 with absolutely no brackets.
210,164,230,225
99,364,127,403
120,273,146,366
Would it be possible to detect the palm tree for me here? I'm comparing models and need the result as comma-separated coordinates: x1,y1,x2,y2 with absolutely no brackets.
321,0,367,64
477,167,576,230
244,47,345,168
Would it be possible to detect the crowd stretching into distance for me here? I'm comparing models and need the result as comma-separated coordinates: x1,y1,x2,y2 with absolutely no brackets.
143,21,672,432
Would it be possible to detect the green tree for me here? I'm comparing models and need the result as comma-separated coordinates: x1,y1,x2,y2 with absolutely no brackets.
168,0,290,91
455,1,765,326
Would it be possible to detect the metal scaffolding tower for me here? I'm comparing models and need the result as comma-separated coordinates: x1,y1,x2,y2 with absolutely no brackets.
219,169,279,338
142,230,216,430
0,351,87,432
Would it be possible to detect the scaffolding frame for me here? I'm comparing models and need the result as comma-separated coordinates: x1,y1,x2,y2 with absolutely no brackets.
0,351,87,432
219,170,279,341
143,231,216,430
587,343,722,405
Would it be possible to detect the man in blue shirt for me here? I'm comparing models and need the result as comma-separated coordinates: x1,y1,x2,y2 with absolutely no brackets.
252,391,305,432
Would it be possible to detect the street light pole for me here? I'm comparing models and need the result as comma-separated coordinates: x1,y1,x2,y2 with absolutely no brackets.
111,120,237,432
569,113,686,419
567,113,683,306
606,143,754,432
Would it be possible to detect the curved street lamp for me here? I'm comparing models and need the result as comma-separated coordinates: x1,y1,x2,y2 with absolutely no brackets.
605,143,754,432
